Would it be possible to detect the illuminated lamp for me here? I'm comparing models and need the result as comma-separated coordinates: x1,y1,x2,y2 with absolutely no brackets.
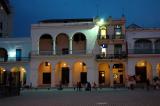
96,18,105,26
8,50,16,58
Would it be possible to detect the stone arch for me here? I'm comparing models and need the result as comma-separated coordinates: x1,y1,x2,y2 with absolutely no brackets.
55,61,70,85
98,63,110,86
73,61,87,85
72,32,86,54
39,34,53,55
56,33,69,55
38,61,52,86
135,60,152,82
11,66,27,86
112,63,125,85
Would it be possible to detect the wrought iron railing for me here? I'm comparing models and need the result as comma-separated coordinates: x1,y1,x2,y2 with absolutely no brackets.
128,49,160,54
0,57,30,62
97,34,125,40
96,53,127,60
32,49,89,56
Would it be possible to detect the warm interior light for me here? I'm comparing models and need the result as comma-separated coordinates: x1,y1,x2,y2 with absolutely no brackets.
63,63,66,67
3,69,5,72
102,73,105,77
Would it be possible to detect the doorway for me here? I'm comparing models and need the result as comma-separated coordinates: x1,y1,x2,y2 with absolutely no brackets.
61,67,69,84
43,72,51,84
80,72,87,84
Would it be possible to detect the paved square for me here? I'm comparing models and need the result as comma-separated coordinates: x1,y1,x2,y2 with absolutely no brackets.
0,88,160,106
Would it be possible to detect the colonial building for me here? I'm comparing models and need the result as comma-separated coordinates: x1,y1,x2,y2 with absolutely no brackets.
126,24,160,83
30,16,128,87
0,0,12,37
0,16,160,88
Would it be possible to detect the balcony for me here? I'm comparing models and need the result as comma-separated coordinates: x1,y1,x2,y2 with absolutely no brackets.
0,57,30,62
32,50,90,56
96,53,127,60
128,49,160,54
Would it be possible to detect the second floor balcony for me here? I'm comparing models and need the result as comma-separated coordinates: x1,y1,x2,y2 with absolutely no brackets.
0,57,30,62
96,52,127,60
31,49,92,56
128,49,160,54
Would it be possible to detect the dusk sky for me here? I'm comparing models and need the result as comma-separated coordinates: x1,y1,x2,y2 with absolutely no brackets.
11,0,160,37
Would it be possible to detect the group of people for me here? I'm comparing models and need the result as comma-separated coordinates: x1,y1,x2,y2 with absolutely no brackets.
127,76,160,90
74,82,97,91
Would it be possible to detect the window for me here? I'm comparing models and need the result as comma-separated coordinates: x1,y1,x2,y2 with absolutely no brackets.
16,49,22,61
114,44,122,54
114,25,122,38
100,26,107,39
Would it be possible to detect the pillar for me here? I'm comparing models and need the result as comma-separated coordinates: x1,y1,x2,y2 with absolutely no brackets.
151,39,155,53
69,69,73,87
69,38,72,54
51,67,55,87
53,39,56,55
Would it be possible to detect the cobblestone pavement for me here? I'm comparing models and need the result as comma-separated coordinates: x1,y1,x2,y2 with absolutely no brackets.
0,88,160,106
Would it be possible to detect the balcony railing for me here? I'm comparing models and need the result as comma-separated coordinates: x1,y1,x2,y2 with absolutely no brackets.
112,34,125,39
0,57,30,62
128,49,160,54
32,50,89,56
96,53,127,60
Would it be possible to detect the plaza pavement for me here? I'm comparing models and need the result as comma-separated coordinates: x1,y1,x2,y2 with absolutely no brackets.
0,88,160,106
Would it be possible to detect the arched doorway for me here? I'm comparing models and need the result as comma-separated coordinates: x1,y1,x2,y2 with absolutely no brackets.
38,62,52,86
55,61,70,85
39,34,53,55
72,33,86,54
135,60,152,83
0,48,8,61
73,62,87,85
156,64,160,77
112,63,125,85
11,67,26,86
56,33,69,55
0,67,6,85
98,63,110,86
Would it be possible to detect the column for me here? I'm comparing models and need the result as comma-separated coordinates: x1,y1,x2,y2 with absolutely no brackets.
53,39,56,55
110,63,113,87
51,67,55,87
151,39,155,53
69,38,72,54
69,69,73,87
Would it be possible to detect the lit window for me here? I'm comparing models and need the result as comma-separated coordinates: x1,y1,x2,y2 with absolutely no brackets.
114,25,122,38
100,26,107,39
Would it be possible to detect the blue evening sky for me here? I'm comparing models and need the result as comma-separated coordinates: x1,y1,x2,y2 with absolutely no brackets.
10,0,160,37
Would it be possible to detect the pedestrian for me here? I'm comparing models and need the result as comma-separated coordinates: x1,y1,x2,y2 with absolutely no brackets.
93,82,97,91
146,79,150,91
78,82,82,91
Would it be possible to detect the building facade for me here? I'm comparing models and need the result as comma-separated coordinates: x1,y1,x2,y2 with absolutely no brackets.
0,0,12,37
127,24,160,83
0,16,160,88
